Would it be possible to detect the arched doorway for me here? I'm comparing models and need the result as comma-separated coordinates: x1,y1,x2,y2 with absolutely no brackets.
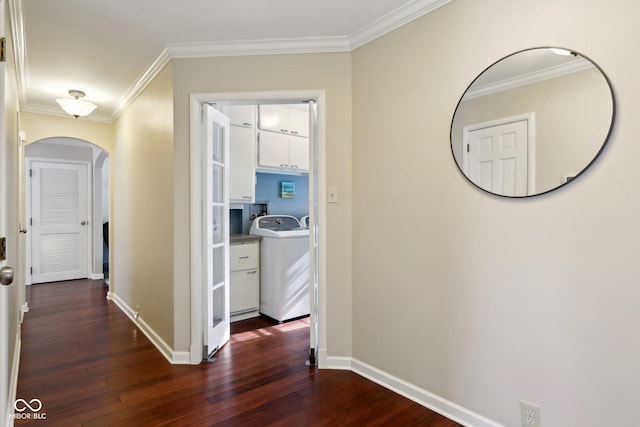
25,137,110,285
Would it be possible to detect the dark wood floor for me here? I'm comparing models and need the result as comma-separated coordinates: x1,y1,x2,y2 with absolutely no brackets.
16,279,460,426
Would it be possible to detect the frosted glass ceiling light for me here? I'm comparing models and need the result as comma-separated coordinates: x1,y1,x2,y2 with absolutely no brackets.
550,48,572,56
56,89,97,118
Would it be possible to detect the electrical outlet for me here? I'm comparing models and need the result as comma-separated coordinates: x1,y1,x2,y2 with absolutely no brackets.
520,401,540,426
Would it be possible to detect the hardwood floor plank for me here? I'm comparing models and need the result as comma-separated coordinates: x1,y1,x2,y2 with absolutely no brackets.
15,279,461,426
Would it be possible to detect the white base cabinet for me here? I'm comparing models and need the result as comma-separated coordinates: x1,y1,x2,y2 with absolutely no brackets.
230,241,260,321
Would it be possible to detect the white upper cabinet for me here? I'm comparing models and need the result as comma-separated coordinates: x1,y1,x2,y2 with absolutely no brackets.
222,105,256,203
258,104,309,138
257,131,309,173
224,105,256,128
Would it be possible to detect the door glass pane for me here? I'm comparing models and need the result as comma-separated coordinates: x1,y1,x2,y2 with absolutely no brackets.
211,205,224,245
211,124,223,163
211,166,223,204
212,284,225,328
211,245,224,286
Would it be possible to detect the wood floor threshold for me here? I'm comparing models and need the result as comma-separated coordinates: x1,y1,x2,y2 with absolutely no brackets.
15,279,461,426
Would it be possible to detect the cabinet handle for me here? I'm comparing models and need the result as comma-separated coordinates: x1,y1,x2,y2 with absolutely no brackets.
242,196,252,199
290,131,299,135
238,256,249,259
242,122,252,127
280,128,289,133
291,164,298,168
247,270,257,275
280,163,288,167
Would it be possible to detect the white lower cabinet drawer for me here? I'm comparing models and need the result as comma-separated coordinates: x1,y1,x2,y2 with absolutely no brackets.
230,269,259,314
230,242,259,271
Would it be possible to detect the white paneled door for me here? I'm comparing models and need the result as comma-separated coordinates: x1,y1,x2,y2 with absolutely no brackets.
464,119,529,197
203,104,230,360
31,161,89,284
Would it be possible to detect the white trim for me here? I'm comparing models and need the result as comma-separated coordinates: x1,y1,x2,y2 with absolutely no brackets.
167,37,351,59
189,90,327,366
110,48,172,122
463,58,594,100
7,0,27,111
351,358,504,427
325,356,352,370
349,0,453,49
90,273,104,280
111,292,191,365
6,330,21,427
9,0,453,123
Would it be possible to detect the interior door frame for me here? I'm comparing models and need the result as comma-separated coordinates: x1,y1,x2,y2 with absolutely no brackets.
189,90,327,366
25,158,93,285
462,112,536,196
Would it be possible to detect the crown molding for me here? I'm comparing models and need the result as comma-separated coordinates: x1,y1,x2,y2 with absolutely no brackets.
109,48,172,122
462,58,595,100
12,0,455,123
349,0,454,49
167,36,351,59
7,0,28,109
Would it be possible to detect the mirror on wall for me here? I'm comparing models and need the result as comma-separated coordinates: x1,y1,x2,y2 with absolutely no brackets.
450,47,615,197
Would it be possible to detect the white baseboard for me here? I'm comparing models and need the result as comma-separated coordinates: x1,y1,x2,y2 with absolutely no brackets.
111,293,191,365
347,358,503,427
90,273,105,280
6,329,21,427
325,355,351,370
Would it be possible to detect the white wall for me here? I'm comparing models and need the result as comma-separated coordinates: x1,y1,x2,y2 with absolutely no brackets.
351,0,640,426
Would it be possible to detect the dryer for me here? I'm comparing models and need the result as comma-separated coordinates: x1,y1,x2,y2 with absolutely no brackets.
249,215,310,321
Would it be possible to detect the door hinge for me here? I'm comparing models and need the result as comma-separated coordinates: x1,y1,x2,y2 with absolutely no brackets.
30,267,33,275
30,218,32,226
0,38,6,62
29,169,33,177
467,144,470,153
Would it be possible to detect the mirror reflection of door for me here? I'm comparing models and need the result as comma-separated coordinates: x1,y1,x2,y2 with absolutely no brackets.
463,117,531,196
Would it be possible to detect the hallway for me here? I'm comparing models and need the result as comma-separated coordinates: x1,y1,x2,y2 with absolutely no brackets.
15,280,460,426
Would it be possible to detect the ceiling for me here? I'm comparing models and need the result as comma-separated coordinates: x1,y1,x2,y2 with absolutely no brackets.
11,0,453,123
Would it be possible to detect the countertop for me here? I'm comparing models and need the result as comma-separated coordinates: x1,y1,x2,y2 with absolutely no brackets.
230,234,262,244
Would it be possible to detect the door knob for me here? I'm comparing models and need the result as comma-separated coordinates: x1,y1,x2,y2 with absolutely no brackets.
81,221,87,226
0,266,14,286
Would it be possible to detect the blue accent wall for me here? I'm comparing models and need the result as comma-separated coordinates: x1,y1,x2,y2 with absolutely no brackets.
255,173,309,219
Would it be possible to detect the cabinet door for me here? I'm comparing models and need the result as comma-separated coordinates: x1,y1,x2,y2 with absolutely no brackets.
223,105,256,127
258,105,290,133
229,125,256,203
289,135,309,172
289,106,310,138
230,269,259,314
258,131,290,169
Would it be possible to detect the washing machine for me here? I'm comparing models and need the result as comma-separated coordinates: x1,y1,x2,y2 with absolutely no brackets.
299,215,310,229
249,215,310,321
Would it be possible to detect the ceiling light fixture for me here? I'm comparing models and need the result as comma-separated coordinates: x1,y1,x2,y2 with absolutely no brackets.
56,89,97,118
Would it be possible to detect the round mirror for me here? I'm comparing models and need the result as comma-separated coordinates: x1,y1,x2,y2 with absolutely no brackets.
450,47,615,197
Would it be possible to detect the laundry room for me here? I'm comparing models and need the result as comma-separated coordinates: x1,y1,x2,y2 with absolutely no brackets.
225,102,312,325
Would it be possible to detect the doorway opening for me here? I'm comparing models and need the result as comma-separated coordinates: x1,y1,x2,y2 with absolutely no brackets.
189,91,326,367
25,138,110,286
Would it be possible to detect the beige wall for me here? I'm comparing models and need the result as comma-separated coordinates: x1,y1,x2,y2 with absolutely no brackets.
171,53,353,356
113,63,175,347
21,111,114,153
352,0,640,426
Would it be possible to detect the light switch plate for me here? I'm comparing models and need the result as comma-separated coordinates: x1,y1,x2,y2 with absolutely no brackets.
328,186,338,203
